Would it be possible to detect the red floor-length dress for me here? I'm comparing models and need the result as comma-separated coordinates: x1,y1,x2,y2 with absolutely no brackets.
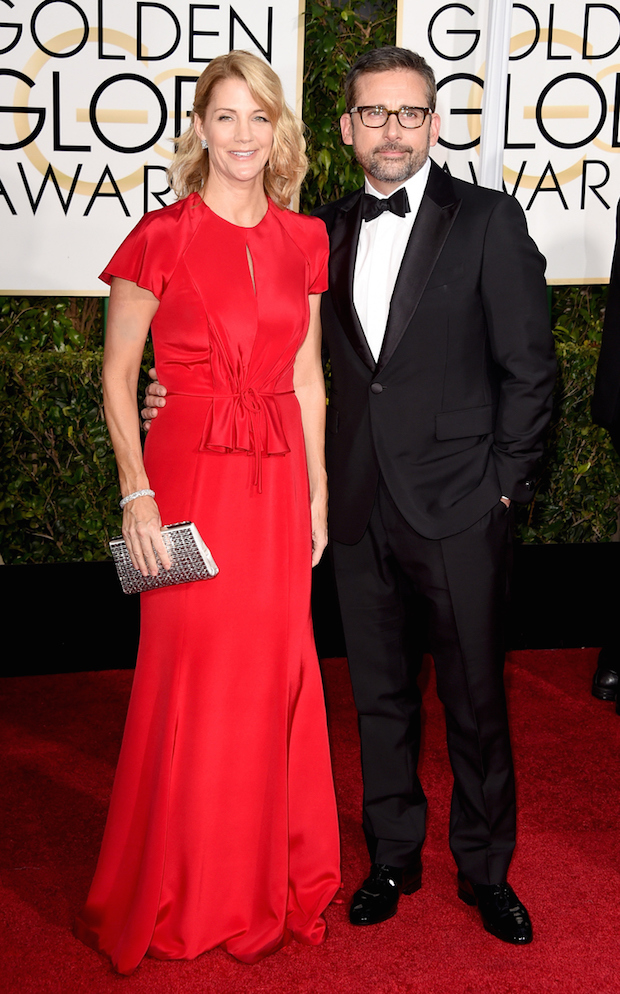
74,195,341,974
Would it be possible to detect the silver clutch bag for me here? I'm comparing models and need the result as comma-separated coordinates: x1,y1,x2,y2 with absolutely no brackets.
109,520,219,595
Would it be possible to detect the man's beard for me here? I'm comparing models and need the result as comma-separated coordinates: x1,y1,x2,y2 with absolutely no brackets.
353,134,430,185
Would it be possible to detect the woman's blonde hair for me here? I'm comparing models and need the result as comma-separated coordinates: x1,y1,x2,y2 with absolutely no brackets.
167,51,307,209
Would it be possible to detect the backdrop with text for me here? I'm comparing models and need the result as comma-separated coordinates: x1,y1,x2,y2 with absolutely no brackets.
0,0,304,294
398,0,620,283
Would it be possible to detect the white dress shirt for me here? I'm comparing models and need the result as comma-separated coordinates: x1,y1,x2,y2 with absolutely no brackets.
353,158,431,362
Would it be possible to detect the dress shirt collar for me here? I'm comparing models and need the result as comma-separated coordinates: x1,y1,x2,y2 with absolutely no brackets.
364,157,431,207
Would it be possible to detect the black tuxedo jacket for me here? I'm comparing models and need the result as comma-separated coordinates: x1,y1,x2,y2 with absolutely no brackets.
592,200,620,455
315,161,556,544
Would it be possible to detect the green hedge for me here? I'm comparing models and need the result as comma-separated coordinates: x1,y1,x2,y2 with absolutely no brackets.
301,0,397,207
515,288,620,543
0,297,152,564
0,350,115,563
1,0,619,563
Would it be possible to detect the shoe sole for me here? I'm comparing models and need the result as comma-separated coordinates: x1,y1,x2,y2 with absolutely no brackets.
482,921,533,945
349,906,398,926
592,685,617,701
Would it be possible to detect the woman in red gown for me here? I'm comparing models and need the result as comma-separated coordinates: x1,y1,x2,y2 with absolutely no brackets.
74,51,340,974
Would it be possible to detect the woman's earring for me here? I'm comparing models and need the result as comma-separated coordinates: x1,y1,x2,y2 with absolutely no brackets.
201,138,208,150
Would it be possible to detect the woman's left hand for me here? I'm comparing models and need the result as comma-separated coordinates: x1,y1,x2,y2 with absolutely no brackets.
311,492,328,567
294,293,328,569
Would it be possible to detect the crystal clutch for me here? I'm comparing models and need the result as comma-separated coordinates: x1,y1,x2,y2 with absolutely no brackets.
109,520,219,595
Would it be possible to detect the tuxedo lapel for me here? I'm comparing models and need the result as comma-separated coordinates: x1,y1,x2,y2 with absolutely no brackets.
375,164,462,375
328,189,376,372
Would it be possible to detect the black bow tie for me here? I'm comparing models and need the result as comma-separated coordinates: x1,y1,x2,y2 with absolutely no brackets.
361,187,410,222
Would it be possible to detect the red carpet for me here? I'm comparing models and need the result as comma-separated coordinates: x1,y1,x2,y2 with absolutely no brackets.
1,649,619,994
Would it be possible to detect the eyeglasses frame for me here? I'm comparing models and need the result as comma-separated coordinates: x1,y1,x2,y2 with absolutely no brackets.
348,105,432,129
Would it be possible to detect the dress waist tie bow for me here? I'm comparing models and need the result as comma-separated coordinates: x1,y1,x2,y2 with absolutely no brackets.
193,388,293,493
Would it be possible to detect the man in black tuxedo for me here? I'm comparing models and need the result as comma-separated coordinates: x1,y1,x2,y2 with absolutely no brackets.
314,47,555,944
143,45,556,945
591,200,620,711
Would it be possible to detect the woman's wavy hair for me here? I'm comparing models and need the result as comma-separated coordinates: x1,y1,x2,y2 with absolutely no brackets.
167,51,307,209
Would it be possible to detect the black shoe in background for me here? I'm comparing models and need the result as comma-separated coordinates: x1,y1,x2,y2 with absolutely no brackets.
592,646,619,701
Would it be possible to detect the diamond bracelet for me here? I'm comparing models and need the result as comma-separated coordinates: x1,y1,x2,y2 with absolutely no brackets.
119,489,156,509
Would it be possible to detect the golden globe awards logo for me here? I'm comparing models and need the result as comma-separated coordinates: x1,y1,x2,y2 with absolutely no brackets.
0,1,274,214
428,3,620,206
428,2,620,211
0,1,299,293
399,1,620,280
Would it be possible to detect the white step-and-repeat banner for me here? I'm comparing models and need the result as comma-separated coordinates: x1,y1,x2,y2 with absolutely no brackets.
0,1,304,293
398,1,620,283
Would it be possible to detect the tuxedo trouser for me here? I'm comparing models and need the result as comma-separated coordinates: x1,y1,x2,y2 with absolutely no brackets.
331,478,516,886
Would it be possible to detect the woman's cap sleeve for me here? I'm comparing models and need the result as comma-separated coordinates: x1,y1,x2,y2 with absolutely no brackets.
308,220,330,295
99,211,173,300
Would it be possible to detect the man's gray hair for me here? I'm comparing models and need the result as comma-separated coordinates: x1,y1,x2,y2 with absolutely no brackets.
344,46,437,114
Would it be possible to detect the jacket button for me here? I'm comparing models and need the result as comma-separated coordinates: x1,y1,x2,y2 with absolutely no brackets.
370,383,384,394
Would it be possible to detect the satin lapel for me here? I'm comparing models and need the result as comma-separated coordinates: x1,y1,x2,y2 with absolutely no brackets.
375,167,462,376
328,190,375,372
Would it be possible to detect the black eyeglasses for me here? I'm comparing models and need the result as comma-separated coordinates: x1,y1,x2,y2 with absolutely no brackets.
348,106,432,129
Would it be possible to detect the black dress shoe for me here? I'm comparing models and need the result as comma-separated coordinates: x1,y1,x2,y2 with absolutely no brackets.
350,857,422,926
592,665,618,701
592,649,618,701
458,874,532,945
